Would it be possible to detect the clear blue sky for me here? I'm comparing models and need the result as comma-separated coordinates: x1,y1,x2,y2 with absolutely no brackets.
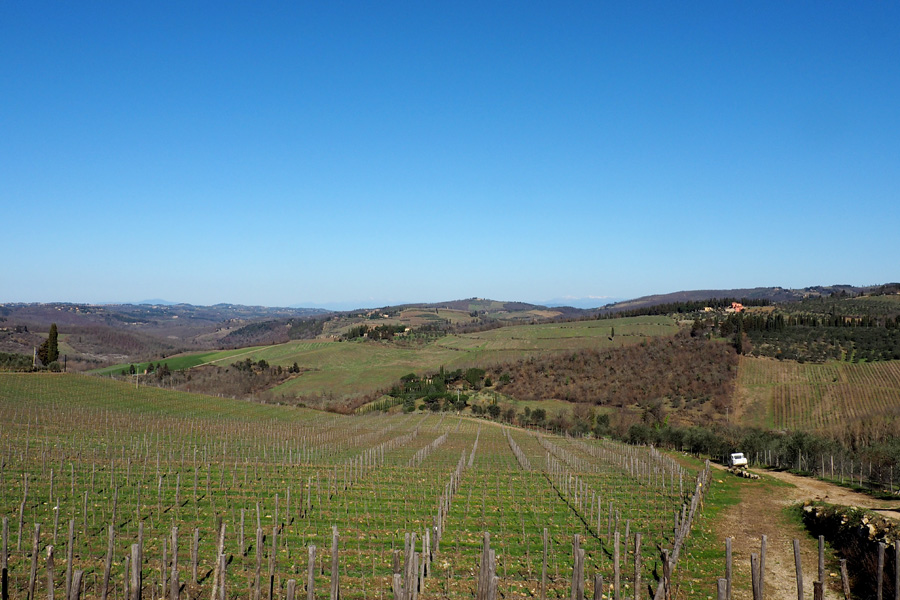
3,2,898,309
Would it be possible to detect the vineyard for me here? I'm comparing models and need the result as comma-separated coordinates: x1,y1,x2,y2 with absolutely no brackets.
736,357,900,433
0,373,710,600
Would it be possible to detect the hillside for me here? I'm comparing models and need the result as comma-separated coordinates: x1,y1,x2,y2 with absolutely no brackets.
8,286,895,369
92,316,678,406
0,298,592,368
599,284,883,314
735,356,900,440
0,302,330,366
487,333,738,424
10,288,900,455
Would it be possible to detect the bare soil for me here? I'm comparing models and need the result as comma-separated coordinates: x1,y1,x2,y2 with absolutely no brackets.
706,464,898,600
761,469,900,521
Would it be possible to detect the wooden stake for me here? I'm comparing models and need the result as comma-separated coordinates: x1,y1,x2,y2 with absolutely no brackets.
170,527,179,600
716,578,726,600
65,520,74,600
758,536,767,600
541,528,548,600
307,545,316,600
101,525,114,600
131,544,141,600
28,523,40,600
68,570,83,600
330,527,340,600
2,516,8,573
191,528,199,586
813,581,823,600
839,559,850,600
817,535,825,587
240,510,245,557
218,554,226,600
161,536,167,600
661,550,671,600
47,543,55,600
613,531,620,600
123,555,130,600
894,540,899,600
254,529,263,600
571,535,583,600
718,537,729,600
634,532,642,600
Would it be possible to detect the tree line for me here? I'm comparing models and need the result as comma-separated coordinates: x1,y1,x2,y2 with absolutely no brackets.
221,317,326,347
596,297,771,319
718,312,900,362
0,324,63,371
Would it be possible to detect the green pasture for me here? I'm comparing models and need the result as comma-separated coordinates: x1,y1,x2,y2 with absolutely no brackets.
437,315,676,352
89,316,677,399
270,316,676,398
91,345,270,376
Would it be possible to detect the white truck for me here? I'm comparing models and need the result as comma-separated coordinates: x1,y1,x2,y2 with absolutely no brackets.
728,452,748,468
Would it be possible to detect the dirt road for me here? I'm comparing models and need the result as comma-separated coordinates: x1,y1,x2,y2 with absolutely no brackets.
761,469,900,521
706,465,900,600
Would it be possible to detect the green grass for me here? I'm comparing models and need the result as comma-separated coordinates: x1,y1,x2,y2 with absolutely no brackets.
270,316,676,398
0,373,706,600
0,372,318,421
88,316,678,400
666,460,744,598
90,346,271,376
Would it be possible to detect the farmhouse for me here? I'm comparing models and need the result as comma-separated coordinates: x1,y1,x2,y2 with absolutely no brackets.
725,302,745,314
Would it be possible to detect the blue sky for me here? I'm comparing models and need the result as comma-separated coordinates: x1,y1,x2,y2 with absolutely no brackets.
3,2,898,309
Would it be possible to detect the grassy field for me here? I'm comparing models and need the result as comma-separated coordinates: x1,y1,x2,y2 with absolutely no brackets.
735,356,900,431
435,316,676,352
248,316,674,399
91,346,272,376
320,308,479,337
317,303,575,339
91,316,677,400
0,373,708,600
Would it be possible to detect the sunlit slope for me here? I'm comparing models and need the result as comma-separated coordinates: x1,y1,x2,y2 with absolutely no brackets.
270,316,677,397
735,356,900,432
91,316,677,399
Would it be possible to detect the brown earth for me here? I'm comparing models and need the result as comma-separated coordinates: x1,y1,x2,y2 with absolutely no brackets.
759,469,900,522
707,464,900,600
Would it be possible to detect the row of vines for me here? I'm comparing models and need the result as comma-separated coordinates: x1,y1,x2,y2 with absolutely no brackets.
0,374,705,600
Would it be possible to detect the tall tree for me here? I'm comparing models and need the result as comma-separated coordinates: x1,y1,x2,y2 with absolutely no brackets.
733,315,744,355
37,323,59,365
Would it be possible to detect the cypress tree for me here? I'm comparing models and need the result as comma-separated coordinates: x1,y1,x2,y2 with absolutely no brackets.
47,323,59,363
37,323,59,365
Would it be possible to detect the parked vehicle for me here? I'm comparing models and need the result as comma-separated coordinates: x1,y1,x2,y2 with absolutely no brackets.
728,452,748,467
